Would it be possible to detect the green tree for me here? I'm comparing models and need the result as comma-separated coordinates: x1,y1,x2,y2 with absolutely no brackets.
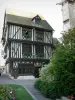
50,45,75,95
61,27,75,49
35,27,75,99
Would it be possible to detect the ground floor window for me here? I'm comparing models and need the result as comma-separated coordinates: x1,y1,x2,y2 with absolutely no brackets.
18,68,22,74
18,64,34,75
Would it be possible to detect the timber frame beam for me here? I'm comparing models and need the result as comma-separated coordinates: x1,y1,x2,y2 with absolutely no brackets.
6,58,49,63
8,38,54,48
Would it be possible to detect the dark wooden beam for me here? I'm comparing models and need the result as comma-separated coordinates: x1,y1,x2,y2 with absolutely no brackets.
7,22,53,32
6,58,49,62
9,43,11,59
8,38,54,48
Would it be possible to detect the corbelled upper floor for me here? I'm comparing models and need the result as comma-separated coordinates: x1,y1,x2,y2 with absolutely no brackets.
2,12,54,45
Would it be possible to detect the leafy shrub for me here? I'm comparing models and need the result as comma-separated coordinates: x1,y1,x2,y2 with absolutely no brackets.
39,64,54,83
35,45,75,99
35,79,42,89
35,79,48,97
35,28,75,99
35,79,62,99
0,85,16,100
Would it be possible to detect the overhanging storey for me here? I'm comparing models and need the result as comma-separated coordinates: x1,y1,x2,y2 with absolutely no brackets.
2,11,54,78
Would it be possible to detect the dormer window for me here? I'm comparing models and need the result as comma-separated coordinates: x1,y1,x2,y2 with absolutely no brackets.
32,15,41,24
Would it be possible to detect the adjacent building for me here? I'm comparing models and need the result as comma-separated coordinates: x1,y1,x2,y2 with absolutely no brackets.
58,0,75,31
2,10,54,78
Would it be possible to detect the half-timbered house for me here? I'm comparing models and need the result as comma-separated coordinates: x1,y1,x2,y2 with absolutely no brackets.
2,10,54,78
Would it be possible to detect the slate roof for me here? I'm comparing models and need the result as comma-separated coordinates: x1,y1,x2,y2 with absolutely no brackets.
6,14,54,31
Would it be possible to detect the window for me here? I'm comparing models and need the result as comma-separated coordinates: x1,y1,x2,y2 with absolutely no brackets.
23,68,25,74
35,45,44,57
22,27,32,40
18,63,33,74
36,30,44,42
18,68,22,74
32,15,41,24
22,44,32,58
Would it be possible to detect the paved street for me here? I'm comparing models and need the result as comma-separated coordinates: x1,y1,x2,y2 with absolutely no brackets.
0,74,50,100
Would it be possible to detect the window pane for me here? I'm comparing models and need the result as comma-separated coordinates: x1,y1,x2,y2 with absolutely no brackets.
36,30,44,42
22,44,32,57
22,27,32,39
35,45,44,57
19,68,21,74
23,68,25,74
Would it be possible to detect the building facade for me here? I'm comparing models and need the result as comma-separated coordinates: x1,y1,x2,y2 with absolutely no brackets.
58,0,75,31
2,11,54,78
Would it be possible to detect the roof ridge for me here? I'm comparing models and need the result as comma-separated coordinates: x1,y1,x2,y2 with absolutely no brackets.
6,13,54,31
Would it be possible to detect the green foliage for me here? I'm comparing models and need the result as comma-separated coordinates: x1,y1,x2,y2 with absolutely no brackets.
35,79,61,99
39,64,54,83
35,27,75,99
61,27,75,49
0,84,33,100
34,79,42,89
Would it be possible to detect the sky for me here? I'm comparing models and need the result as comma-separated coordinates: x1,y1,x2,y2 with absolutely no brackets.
0,0,63,65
